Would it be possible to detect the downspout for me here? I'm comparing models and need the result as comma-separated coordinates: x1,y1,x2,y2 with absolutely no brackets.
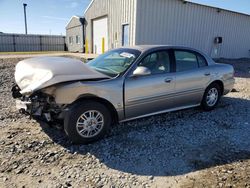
82,18,86,53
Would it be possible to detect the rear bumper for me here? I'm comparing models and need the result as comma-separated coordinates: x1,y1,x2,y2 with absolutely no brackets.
223,78,235,95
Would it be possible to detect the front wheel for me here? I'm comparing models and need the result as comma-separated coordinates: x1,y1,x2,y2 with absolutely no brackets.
201,83,222,111
64,101,112,144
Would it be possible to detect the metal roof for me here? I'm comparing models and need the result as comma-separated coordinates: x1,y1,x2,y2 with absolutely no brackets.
65,15,84,28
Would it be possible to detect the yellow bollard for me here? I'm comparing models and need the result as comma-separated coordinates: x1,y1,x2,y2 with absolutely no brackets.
102,37,105,54
85,39,89,54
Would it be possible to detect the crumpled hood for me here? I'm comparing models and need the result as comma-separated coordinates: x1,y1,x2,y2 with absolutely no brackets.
15,57,109,95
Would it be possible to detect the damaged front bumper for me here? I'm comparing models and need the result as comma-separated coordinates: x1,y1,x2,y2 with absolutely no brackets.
16,99,31,112
12,84,64,123
12,85,31,114
15,99,52,120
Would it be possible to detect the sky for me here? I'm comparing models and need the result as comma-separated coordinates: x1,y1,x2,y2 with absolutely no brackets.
0,0,91,35
0,0,250,35
188,0,250,15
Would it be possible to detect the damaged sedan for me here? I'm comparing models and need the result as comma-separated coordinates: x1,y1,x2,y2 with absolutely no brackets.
12,46,235,144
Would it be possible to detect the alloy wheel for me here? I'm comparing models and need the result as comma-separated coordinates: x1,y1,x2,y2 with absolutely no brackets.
76,110,104,138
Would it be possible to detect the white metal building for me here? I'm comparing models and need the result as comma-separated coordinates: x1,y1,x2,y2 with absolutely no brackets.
84,0,250,58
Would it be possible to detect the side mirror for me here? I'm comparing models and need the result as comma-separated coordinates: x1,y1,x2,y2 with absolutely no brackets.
132,66,151,77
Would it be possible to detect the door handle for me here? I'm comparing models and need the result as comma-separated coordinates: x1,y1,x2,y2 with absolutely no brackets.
164,78,173,83
204,72,211,76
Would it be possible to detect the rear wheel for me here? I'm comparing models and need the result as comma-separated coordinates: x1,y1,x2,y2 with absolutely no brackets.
201,83,222,111
64,101,111,144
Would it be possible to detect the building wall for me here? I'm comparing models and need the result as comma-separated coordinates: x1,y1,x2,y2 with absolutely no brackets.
66,25,84,52
0,33,65,52
84,0,137,53
135,0,250,58
66,17,84,52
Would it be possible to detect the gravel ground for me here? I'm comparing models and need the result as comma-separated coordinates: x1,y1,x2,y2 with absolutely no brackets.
0,53,98,60
0,57,249,188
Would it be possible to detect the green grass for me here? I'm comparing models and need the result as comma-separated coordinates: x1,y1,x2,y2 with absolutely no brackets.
0,51,69,55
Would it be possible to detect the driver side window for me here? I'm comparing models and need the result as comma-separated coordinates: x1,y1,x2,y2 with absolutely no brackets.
139,51,171,75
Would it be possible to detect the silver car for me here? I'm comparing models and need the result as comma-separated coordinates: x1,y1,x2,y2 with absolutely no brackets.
12,46,235,144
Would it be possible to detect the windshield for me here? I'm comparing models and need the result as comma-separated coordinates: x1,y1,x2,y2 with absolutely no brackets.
87,49,141,77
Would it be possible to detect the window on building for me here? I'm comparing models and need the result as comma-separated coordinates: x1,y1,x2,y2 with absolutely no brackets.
76,35,80,44
122,24,129,46
69,36,73,45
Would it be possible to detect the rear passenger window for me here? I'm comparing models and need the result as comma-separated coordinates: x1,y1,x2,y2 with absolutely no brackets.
197,54,207,67
174,51,198,72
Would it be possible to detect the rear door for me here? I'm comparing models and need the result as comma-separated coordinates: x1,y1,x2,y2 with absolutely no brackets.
124,50,176,119
173,49,211,107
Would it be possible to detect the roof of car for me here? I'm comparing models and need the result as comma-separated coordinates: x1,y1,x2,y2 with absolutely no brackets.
120,45,200,52
117,45,213,63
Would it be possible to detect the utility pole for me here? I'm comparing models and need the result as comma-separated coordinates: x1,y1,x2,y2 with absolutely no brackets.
23,3,28,34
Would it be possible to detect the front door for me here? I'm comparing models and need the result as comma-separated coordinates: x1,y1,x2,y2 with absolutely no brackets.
124,50,176,119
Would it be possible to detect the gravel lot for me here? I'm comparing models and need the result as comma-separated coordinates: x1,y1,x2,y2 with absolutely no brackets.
0,57,249,188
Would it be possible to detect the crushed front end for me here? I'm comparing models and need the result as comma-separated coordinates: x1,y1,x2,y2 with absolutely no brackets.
12,56,110,127
12,84,65,124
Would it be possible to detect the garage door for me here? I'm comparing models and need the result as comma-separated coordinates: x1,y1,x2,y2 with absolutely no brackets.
93,17,108,54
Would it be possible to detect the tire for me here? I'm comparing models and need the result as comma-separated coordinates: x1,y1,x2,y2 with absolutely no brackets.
201,83,222,111
64,101,112,144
